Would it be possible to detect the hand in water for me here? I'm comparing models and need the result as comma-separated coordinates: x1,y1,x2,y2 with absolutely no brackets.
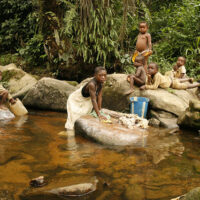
99,114,108,121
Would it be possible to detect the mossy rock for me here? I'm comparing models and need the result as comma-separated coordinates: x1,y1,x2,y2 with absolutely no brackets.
184,187,200,200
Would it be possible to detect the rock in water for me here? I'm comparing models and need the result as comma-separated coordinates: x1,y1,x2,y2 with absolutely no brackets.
48,182,97,197
75,114,148,146
178,99,200,129
0,109,15,121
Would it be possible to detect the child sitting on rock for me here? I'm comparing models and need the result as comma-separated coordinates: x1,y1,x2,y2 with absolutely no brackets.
125,55,147,95
140,63,200,90
173,56,187,79
0,70,16,108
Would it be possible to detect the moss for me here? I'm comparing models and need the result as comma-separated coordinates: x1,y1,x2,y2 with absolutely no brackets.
66,81,78,86
185,187,200,200
2,70,24,82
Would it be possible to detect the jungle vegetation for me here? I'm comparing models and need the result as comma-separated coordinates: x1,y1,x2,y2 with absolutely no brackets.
0,0,199,81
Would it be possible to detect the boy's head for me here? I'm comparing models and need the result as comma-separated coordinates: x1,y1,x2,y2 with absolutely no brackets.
177,57,186,67
148,63,158,76
94,66,107,83
139,22,148,34
134,55,145,67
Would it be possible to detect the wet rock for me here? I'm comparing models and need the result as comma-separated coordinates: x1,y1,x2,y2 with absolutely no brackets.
30,176,46,188
20,176,98,200
178,99,200,129
150,110,179,129
0,190,14,200
49,181,98,196
0,109,15,121
184,187,200,200
75,114,148,146
149,118,160,127
0,63,37,99
22,78,76,111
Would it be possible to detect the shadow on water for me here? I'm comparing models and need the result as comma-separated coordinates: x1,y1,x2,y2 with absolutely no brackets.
1,110,200,200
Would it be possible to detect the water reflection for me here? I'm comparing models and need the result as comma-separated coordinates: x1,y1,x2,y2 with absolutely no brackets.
0,111,200,200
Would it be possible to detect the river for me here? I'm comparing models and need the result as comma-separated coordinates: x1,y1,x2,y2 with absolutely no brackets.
0,110,200,200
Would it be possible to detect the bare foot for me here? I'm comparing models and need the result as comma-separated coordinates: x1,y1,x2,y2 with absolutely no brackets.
124,89,134,95
189,78,194,83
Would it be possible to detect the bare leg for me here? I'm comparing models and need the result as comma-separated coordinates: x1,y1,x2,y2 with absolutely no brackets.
144,57,148,74
187,83,200,89
125,75,145,95
179,78,193,83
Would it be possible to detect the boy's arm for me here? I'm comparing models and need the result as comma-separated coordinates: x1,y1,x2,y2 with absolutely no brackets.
147,33,152,50
97,87,103,110
88,83,100,117
145,73,161,90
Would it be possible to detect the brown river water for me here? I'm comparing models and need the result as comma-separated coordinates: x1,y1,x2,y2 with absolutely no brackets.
0,110,200,200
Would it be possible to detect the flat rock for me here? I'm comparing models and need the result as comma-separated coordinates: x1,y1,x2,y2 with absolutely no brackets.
74,115,148,146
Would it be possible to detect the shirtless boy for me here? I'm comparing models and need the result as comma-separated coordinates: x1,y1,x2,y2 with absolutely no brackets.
0,71,16,108
132,21,152,73
140,63,200,90
125,55,146,95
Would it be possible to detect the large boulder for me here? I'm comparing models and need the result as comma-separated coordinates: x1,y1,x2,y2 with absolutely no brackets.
75,113,148,146
178,99,200,129
22,77,76,111
0,63,37,99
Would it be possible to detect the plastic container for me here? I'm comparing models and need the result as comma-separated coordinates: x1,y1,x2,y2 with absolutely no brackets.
130,97,149,118
9,98,28,116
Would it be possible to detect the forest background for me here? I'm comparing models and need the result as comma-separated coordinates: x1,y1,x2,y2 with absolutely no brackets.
0,0,199,82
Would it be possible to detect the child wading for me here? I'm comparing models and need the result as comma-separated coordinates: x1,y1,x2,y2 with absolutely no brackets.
65,67,107,130
125,55,146,95
140,63,200,90
132,21,152,73
0,71,16,109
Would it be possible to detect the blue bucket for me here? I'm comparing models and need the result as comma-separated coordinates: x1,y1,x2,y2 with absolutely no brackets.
130,97,149,118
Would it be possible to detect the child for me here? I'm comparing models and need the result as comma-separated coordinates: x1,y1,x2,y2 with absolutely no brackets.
140,63,200,90
65,66,107,130
125,55,146,95
0,71,16,108
132,21,152,73
174,56,187,79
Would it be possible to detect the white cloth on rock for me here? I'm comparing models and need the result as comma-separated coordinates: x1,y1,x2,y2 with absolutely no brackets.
65,87,93,130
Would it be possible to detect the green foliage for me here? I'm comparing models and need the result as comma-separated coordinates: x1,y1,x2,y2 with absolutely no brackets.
0,0,199,80
18,34,47,67
0,53,20,66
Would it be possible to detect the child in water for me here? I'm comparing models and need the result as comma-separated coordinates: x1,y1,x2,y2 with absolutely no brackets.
125,55,146,95
0,71,16,109
132,21,152,73
140,63,200,90
65,67,107,130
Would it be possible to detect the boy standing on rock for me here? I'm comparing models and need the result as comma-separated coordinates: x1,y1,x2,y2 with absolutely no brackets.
132,21,152,73
0,71,16,108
